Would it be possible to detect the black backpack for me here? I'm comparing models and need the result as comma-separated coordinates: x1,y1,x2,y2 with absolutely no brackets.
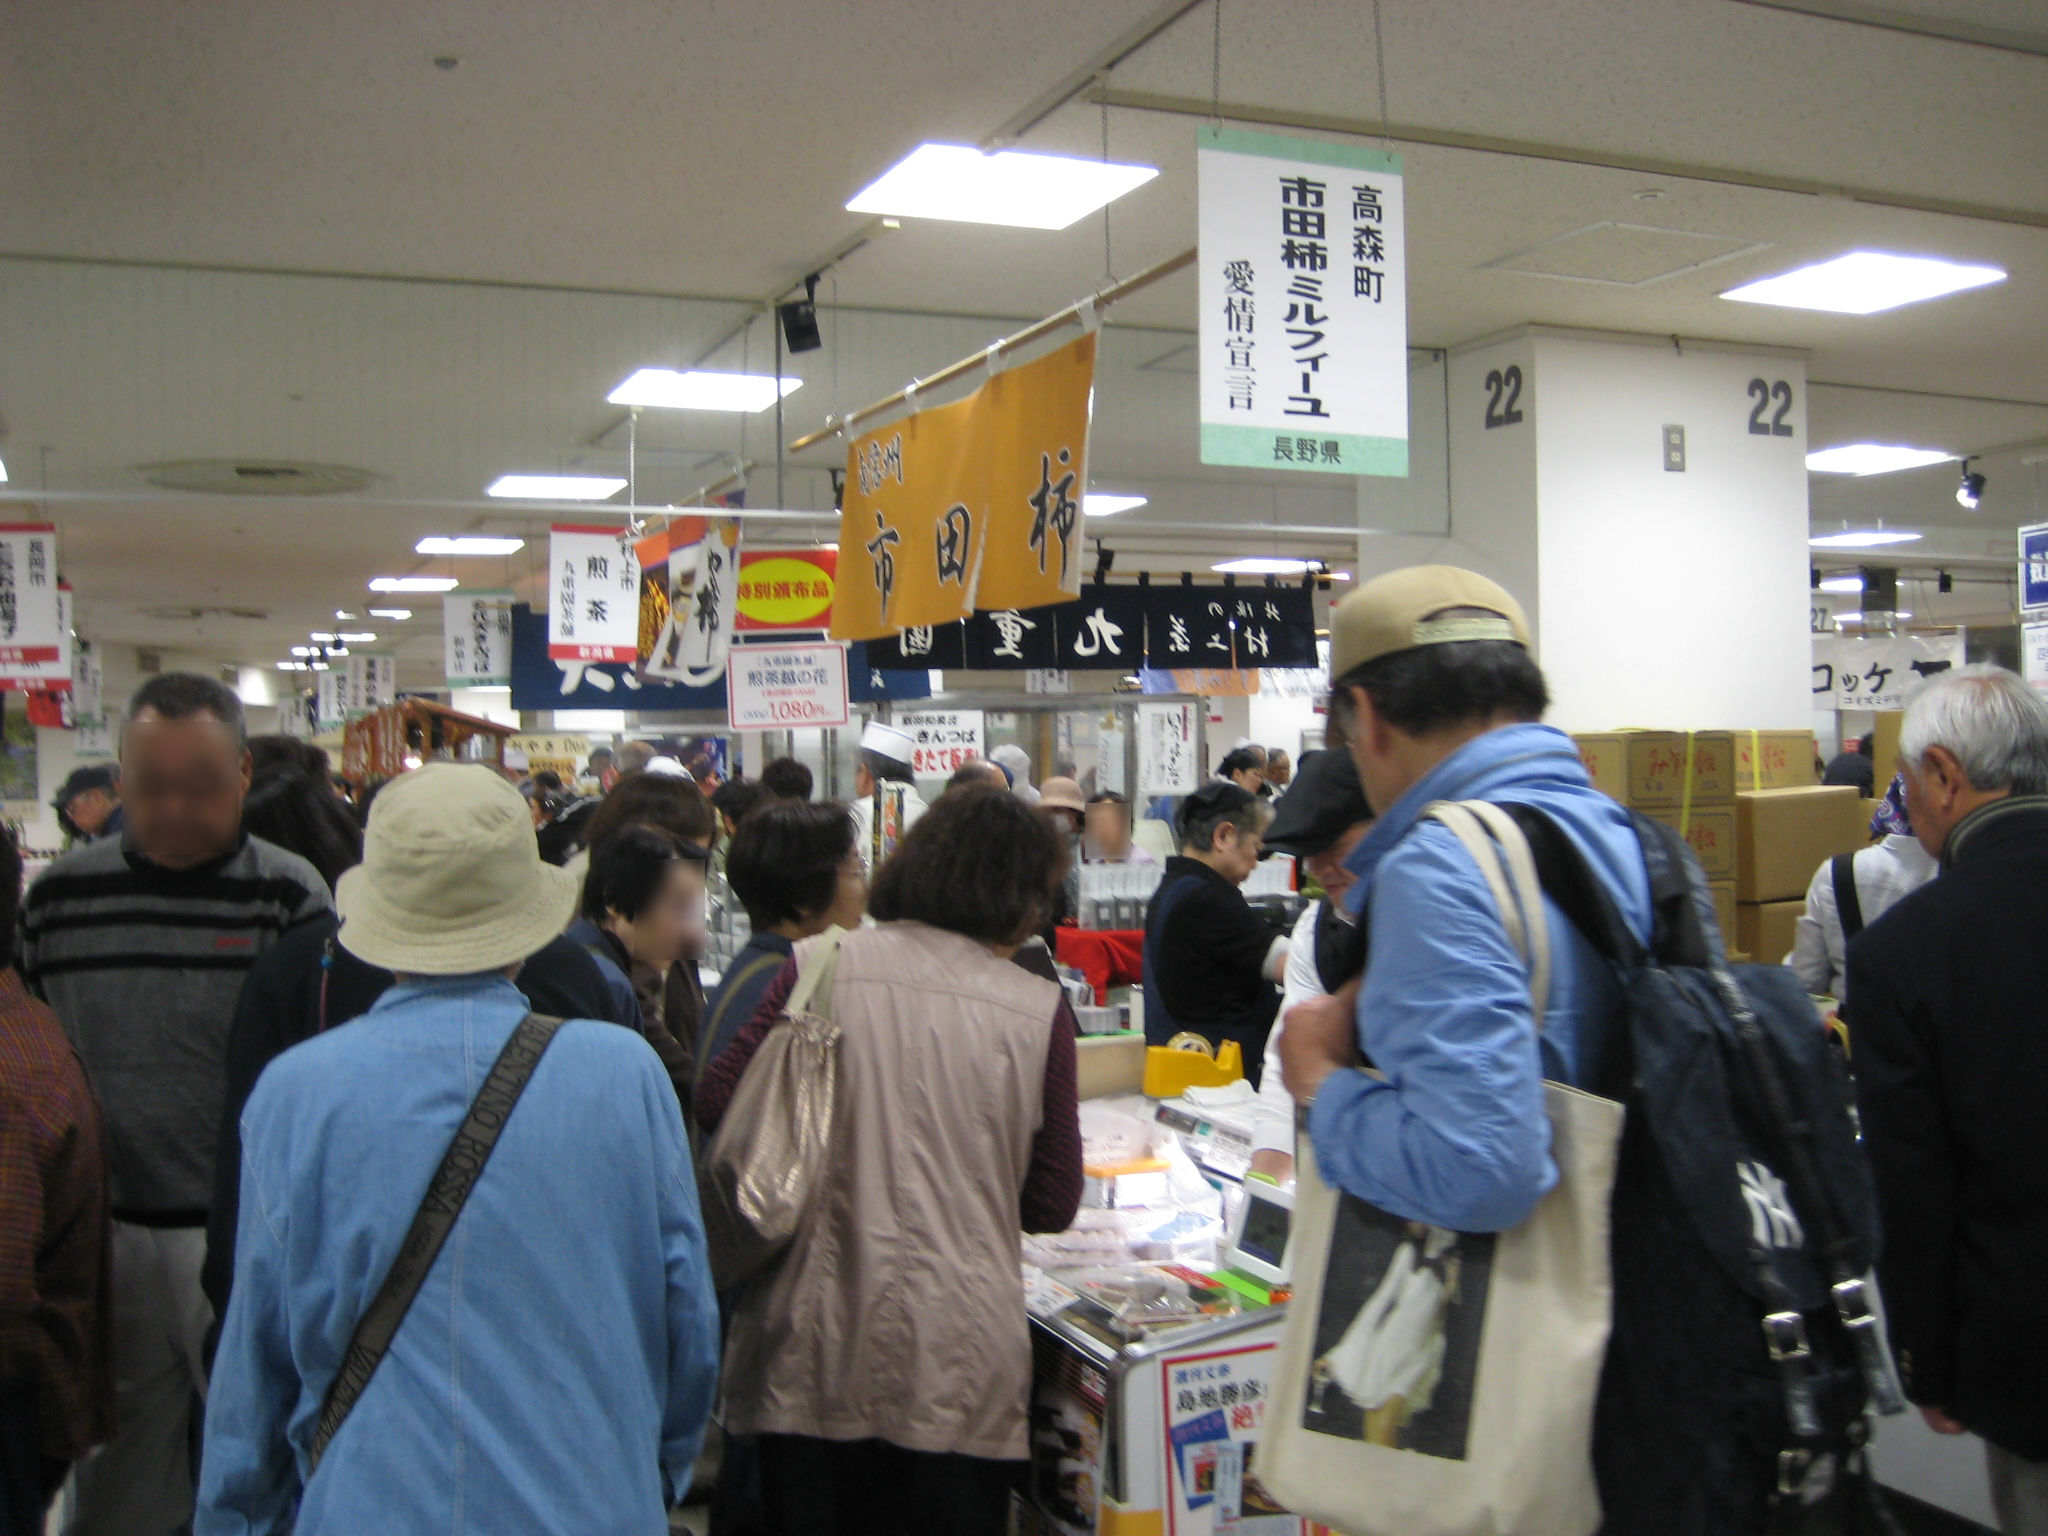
1495,803,1906,1536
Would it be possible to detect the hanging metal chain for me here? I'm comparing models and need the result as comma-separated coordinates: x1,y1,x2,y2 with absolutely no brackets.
1101,85,1116,281
1210,0,1223,125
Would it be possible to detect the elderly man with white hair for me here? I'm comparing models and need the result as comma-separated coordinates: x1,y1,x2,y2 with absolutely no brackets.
1845,665,2048,1536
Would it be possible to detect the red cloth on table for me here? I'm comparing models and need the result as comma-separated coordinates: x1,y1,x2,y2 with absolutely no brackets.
1053,927,1145,1006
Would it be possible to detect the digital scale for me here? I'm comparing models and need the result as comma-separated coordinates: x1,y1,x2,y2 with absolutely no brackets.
1217,1175,1296,1305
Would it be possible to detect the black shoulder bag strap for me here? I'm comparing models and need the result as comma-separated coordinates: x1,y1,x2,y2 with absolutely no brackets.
309,1012,567,1472
1831,853,1865,944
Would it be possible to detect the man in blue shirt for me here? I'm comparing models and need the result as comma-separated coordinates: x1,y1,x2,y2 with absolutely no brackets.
199,763,719,1535
1280,566,1653,1234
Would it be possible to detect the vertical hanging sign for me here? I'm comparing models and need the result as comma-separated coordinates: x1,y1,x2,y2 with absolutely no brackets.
0,524,63,665
548,524,642,663
1197,127,1408,477
444,590,515,688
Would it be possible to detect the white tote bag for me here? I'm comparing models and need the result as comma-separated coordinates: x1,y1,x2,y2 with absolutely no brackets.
1260,801,1626,1536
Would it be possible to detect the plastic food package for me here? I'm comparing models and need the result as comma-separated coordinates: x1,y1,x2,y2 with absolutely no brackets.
1078,1101,1153,1165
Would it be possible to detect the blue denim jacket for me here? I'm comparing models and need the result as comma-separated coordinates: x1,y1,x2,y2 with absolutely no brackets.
199,975,719,1535
1310,724,1654,1233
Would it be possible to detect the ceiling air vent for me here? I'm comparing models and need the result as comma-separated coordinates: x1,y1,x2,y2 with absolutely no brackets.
137,460,376,496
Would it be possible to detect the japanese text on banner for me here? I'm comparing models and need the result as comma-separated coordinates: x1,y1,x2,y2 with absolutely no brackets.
548,524,643,664
445,591,515,688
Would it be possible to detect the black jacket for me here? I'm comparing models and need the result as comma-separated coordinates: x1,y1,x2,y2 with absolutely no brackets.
1846,796,2048,1460
201,914,632,1324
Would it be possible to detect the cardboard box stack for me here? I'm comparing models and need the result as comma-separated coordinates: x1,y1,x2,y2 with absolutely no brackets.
1571,728,1854,957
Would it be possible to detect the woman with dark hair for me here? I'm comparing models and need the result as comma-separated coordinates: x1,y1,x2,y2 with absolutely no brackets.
239,767,364,894
568,825,709,1007
700,800,866,1077
698,788,1084,1536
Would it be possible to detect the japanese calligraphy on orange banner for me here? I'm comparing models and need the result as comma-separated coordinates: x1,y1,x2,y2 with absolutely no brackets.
831,331,1096,641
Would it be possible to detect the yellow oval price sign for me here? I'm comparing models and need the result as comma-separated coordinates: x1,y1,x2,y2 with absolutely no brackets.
735,550,838,633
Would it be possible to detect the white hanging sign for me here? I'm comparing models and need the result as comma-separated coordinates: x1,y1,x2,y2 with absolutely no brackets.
1197,127,1408,477
444,590,515,688
0,524,63,665
726,641,851,731
896,709,985,777
548,524,642,664
1139,701,1199,795
645,519,742,686
1812,632,1965,712
2026,622,2048,696
0,586,73,691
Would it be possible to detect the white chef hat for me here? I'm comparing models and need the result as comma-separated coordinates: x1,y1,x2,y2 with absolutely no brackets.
858,721,915,765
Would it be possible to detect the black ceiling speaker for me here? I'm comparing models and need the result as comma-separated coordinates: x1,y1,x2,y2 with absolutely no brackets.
778,274,823,354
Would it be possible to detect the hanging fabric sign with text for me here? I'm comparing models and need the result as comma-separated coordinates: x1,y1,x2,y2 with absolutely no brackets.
1812,632,1965,712
1197,127,1407,477
548,523,643,664
0,524,63,666
0,586,73,693
637,517,742,686
444,590,515,688
832,332,1097,640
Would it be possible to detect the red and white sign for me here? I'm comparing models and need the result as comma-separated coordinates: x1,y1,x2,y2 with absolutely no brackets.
0,585,72,692
896,709,985,776
727,641,850,731
548,524,642,664
735,547,838,633
0,525,63,666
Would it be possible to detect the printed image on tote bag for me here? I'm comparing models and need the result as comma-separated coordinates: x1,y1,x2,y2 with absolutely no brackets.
1301,1200,1498,1462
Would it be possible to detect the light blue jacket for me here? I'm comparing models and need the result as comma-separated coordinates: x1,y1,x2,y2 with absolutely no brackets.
1310,724,1653,1233
199,975,719,1536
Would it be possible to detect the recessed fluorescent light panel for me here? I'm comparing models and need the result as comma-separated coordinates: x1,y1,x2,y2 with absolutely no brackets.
416,536,526,556
367,608,413,620
847,143,1159,230
370,576,460,592
487,475,625,501
1722,251,2005,315
1817,576,1864,593
1213,557,1316,575
1084,494,1147,517
606,369,801,413
1809,531,1923,549
1805,445,1953,476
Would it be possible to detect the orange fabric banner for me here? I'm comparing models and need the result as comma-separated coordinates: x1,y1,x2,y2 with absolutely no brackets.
831,331,1096,641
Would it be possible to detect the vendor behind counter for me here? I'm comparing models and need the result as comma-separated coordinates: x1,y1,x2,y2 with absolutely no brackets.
1141,781,1291,1086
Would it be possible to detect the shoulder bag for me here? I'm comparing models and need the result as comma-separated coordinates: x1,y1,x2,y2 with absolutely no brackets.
696,927,846,1292
310,1011,566,1472
1259,801,1625,1536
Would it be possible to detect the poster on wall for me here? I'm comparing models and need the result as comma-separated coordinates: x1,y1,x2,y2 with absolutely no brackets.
895,709,985,776
444,591,515,688
549,523,643,664
1197,127,1408,477
1159,1339,1305,1535
735,547,838,633
505,734,588,781
831,332,1096,640
1139,701,1199,795
1812,633,1965,712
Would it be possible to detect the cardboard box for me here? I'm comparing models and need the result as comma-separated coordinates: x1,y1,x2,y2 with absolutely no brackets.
1734,729,1819,792
1707,879,1737,949
1625,730,1738,807
1736,786,1869,902
1870,710,1905,779
1573,733,1629,801
1737,900,1805,966
1651,805,1738,878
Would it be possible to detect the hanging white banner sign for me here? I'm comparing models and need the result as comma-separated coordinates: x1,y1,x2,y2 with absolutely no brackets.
895,709,985,777
1197,127,1408,477
1138,701,1199,795
549,524,642,664
0,586,73,692
1812,632,1965,712
444,590,515,688
0,524,63,665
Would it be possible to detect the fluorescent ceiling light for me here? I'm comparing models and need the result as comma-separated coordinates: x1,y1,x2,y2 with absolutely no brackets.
1818,576,1863,593
606,369,801,413
1213,557,1316,575
337,632,377,643
416,536,526,556
291,646,319,657
334,610,358,621
368,608,413,620
1805,445,1954,476
1834,612,1864,624
1809,530,1923,549
846,143,1159,230
308,632,336,642
370,576,460,592
1722,251,2005,315
1084,493,1147,517
275,661,307,672
487,474,625,500
1329,571,1354,581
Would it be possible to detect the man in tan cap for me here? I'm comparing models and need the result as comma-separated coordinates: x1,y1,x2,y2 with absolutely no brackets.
198,763,719,1534
1278,566,1654,1232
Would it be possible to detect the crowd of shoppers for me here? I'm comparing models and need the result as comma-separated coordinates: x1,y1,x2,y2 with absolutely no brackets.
8,575,2048,1536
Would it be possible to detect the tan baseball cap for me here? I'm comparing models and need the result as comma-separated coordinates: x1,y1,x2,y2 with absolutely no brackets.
1330,565,1532,680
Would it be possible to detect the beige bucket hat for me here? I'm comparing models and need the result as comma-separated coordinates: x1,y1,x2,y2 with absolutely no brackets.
336,762,580,974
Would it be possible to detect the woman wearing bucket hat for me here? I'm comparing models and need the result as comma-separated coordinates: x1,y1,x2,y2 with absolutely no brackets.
199,764,719,1535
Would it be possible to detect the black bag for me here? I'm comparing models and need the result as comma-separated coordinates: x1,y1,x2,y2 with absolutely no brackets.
1498,804,1906,1536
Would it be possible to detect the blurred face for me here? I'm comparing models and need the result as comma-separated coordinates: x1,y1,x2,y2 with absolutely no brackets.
820,848,869,933
120,711,250,868
1085,801,1133,860
1228,764,1266,794
65,787,118,838
854,762,876,798
1209,820,1265,885
1267,753,1293,787
1901,746,1996,859
1304,820,1373,902
610,859,708,972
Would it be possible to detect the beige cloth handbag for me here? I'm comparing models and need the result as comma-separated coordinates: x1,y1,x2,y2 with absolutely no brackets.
696,927,845,1292
1260,801,1626,1536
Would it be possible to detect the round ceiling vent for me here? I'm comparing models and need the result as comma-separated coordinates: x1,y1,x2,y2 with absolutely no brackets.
138,459,376,496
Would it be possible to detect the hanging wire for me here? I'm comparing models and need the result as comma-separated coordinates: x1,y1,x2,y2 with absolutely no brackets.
1210,0,1223,126
1371,0,1393,153
1100,83,1116,282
